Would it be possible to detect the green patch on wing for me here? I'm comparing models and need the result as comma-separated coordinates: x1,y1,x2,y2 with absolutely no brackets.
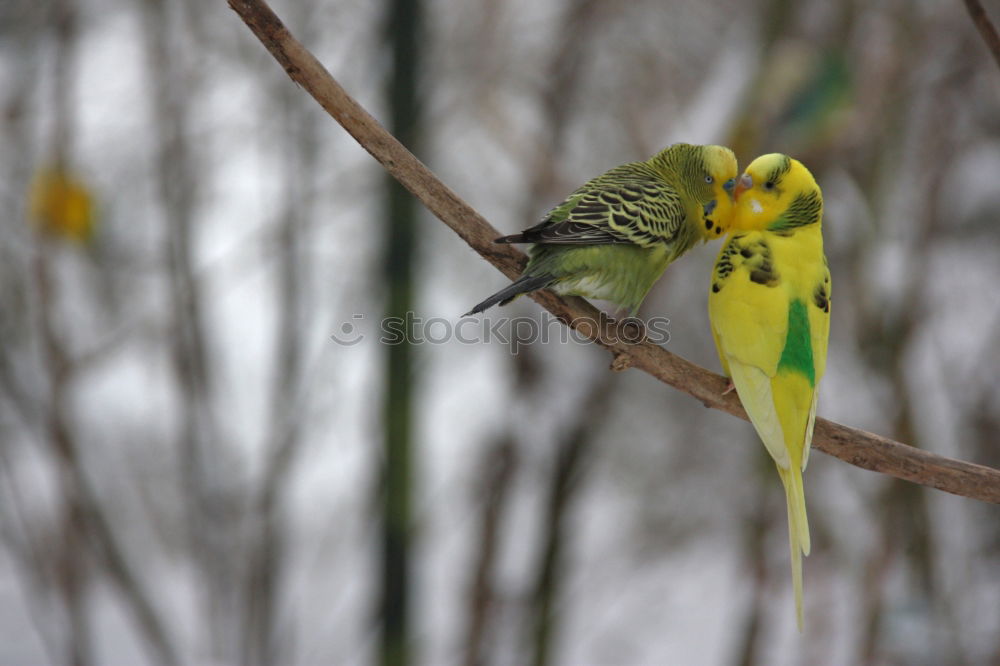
546,193,584,225
768,191,822,231
777,299,815,386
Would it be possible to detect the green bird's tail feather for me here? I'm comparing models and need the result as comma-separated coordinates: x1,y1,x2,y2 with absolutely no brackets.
778,463,811,631
464,274,556,316
494,233,528,243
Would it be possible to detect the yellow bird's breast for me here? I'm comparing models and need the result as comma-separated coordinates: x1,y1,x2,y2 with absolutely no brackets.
764,229,827,301
708,226,827,377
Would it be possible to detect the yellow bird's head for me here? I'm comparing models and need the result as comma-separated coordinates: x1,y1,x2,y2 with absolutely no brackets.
693,144,739,240
729,153,823,232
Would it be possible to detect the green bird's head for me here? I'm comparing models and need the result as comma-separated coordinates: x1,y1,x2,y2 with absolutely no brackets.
650,143,738,240
730,153,823,232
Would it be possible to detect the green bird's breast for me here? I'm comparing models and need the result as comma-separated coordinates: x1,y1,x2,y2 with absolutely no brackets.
526,243,672,314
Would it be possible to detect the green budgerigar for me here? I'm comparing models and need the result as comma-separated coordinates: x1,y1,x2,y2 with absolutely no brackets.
465,143,738,316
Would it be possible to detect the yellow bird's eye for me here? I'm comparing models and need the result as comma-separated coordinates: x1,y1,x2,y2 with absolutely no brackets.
764,181,776,191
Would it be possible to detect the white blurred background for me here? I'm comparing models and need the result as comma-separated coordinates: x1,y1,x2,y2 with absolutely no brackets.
1,0,999,664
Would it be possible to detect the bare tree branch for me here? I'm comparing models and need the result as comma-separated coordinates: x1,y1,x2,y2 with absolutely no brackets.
226,0,1000,505
963,0,1000,72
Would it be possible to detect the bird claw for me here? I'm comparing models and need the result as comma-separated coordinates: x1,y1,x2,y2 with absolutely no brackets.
721,380,735,396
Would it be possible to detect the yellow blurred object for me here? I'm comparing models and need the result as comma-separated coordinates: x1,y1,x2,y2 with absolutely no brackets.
29,167,96,243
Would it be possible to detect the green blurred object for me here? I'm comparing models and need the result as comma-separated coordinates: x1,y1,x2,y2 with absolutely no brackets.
730,45,853,162
777,49,853,148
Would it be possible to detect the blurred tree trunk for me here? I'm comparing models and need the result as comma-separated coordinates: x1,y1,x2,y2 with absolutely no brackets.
847,27,966,658
529,373,614,666
379,0,422,664
143,0,234,660
463,434,517,666
239,4,320,662
729,450,773,666
43,2,92,663
518,4,609,664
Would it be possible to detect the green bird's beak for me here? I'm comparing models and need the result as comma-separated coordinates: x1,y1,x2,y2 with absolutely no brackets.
723,177,736,200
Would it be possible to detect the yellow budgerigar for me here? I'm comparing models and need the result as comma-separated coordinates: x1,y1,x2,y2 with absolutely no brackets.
708,154,830,629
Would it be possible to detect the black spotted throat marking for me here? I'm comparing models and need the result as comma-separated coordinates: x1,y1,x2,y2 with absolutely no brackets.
712,235,780,292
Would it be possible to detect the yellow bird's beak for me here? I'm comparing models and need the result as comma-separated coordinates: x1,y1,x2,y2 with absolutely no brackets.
733,173,753,200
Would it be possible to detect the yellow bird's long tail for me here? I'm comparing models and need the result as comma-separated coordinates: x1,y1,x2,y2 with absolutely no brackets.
777,462,810,630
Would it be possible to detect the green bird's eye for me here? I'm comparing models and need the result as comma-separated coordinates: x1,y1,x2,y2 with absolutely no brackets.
704,175,714,184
